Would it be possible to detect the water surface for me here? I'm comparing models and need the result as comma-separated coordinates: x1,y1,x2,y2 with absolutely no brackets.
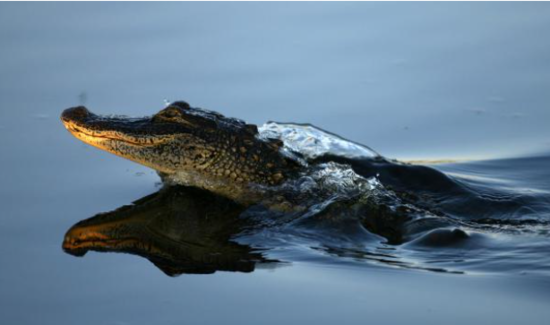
1,2,550,325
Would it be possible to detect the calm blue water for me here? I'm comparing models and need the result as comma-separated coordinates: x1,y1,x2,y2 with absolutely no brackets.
1,2,550,325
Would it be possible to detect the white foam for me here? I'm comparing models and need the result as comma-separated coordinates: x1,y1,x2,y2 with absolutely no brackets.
259,122,380,160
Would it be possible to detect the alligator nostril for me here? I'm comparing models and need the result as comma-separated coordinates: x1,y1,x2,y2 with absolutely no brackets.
61,106,90,122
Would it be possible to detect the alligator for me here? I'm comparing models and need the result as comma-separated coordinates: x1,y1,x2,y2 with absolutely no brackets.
61,101,457,244
60,102,546,275
61,101,302,206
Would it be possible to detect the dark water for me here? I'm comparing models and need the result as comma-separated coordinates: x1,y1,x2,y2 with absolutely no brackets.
2,2,550,325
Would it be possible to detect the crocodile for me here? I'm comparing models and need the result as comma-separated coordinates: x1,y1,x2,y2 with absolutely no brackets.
61,101,302,205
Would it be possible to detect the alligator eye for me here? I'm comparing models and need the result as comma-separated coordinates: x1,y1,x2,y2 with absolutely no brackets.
170,101,191,110
158,106,183,119
153,106,199,128
154,106,189,124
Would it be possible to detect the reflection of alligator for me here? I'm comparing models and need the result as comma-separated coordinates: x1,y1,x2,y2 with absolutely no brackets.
63,186,270,275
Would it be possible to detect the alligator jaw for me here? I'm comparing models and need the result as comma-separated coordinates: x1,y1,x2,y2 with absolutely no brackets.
61,106,173,147
60,106,181,174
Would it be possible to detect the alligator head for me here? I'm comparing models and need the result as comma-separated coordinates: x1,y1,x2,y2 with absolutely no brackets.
61,101,300,204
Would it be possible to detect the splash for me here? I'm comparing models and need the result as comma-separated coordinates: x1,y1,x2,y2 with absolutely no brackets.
259,122,381,160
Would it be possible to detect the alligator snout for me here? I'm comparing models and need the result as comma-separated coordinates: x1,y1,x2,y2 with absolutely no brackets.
61,106,91,123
